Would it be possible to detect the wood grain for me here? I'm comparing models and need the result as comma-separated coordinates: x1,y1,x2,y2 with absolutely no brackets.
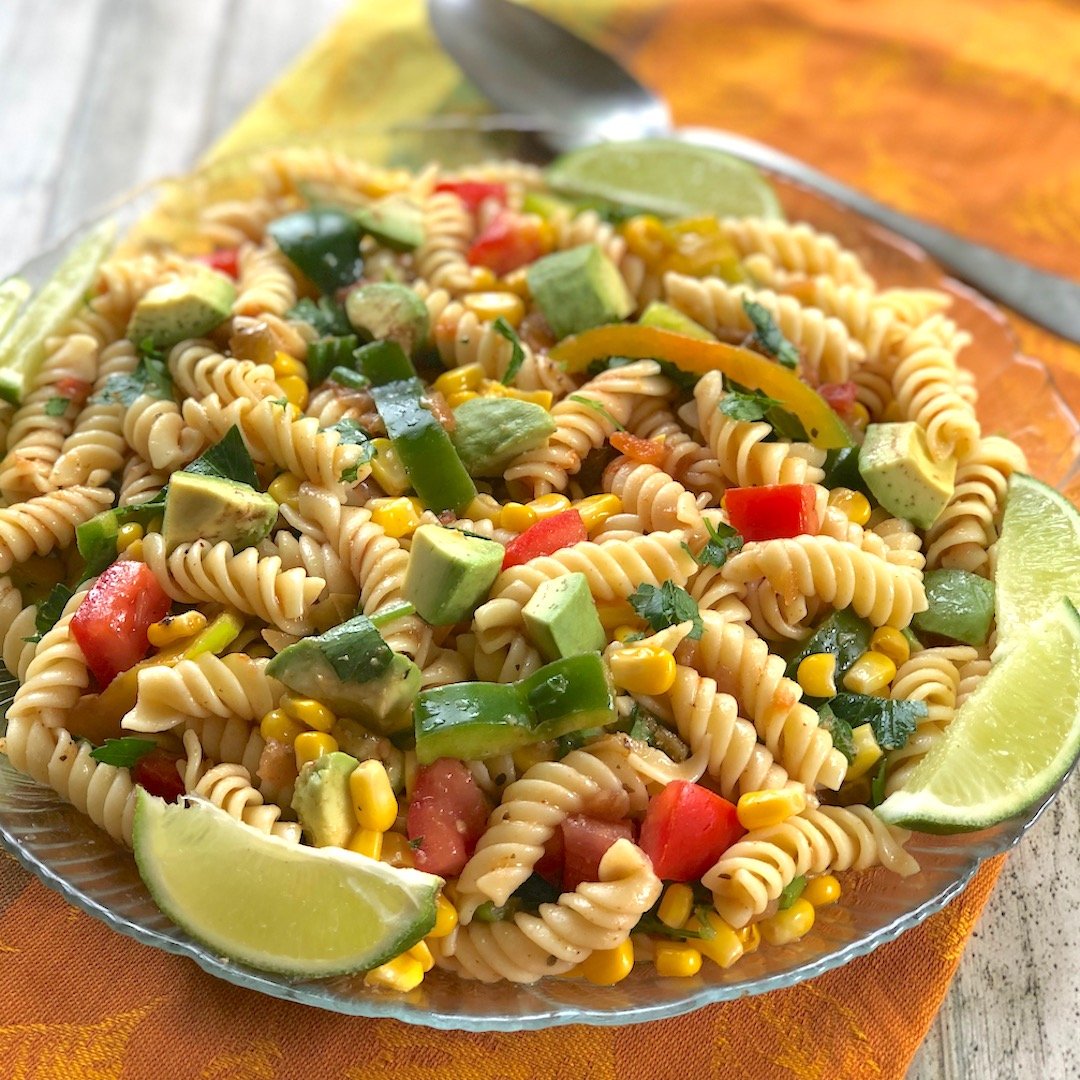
1,2,1077,1077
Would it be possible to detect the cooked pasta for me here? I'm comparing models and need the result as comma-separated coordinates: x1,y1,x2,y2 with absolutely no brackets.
0,487,113,574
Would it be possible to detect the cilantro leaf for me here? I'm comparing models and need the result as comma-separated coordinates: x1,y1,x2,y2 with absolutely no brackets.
817,703,857,764
182,426,258,489
91,355,173,407
826,693,926,750
778,875,807,910
627,581,703,640
765,405,810,442
44,396,70,417
743,298,799,369
23,583,75,644
869,759,889,808
718,388,783,423
328,419,374,484
90,738,157,768
286,297,351,337
494,317,527,386
568,394,626,432
685,518,743,569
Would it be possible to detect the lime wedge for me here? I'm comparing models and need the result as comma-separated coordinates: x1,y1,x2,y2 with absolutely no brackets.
877,598,1080,833
133,790,442,976
0,220,115,405
994,473,1080,651
546,138,783,220
0,278,31,342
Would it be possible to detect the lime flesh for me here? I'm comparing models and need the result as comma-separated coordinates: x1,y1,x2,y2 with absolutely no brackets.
545,138,783,221
0,278,31,343
133,790,442,977
876,599,1080,833
0,221,115,405
994,473,1080,652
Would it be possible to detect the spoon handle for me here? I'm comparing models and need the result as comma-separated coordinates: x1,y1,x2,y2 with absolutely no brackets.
679,126,1080,344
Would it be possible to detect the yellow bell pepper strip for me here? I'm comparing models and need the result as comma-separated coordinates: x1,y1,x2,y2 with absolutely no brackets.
550,325,854,450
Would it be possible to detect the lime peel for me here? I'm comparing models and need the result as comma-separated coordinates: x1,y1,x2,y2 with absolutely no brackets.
133,790,442,977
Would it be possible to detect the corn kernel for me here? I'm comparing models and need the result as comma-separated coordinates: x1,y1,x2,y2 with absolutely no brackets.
612,624,640,644
370,496,423,539
347,826,383,860
428,893,459,939
146,516,164,536
527,493,572,520
462,291,526,327
363,954,425,993
759,898,815,946
596,602,640,631
609,645,678,696
503,387,553,409
380,831,416,869
657,884,694,929
845,723,883,782
147,610,207,649
273,351,307,380
260,708,307,746
686,911,744,969
654,943,702,978
408,940,435,973
843,651,897,695
122,538,144,561
467,266,499,292
870,626,910,667
511,741,555,774
803,874,842,908
116,522,144,553
477,378,508,398
621,214,668,265
735,923,760,955
433,363,485,398
280,693,335,732
464,495,501,522
849,401,871,430
369,438,410,497
350,759,398,833
499,267,531,298
445,390,479,410
828,487,872,526
737,787,808,831
576,493,622,532
576,940,635,986
796,652,837,698
294,731,338,769
499,502,538,533
278,374,309,410
268,472,302,510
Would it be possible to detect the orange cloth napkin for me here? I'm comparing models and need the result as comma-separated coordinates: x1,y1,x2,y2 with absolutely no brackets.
1,1,1078,1077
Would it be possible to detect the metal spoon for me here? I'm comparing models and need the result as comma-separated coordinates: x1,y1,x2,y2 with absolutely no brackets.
428,0,1080,344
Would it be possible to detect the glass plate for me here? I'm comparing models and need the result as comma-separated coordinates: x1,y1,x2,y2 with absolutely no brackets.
2,120,1078,1031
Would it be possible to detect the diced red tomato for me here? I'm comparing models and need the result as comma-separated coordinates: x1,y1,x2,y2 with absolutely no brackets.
639,781,744,881
467,214,549,277
195,248,240,279
69,561,171,688
501,509,587,570
818,381,858,418
406,759,490,877
723,483,819,541
132,749,185,803
434,180,508,214
53,377,92,405
610,431,667,467
535,827,565,887
561,814,634,891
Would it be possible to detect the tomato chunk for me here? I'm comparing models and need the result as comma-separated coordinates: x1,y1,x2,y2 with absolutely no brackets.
406,759,490,877
610,431,667,467
818,381,858,418
467,214,548,277
561,814,634,891
70,562,171,688
132,749,185,803
195,248,240,279
639,780,743,881
501,509,587,570
724,484,819,541
53,377,93,405
434,180,508,214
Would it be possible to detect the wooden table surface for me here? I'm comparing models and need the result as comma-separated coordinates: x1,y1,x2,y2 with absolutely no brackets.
2,2,1078,1077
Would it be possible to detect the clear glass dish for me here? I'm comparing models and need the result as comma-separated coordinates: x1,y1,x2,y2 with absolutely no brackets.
1,120,1077,1031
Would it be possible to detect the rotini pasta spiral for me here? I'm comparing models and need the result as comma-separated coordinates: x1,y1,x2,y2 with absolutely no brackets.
598,457,706,538
232,241,299,318
415,191,475,294
625,398,728,501
0,486,113,574
167,339,281,404
124,392,206,471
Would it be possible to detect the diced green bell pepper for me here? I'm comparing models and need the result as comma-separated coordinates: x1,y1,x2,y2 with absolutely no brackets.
267,209,363,295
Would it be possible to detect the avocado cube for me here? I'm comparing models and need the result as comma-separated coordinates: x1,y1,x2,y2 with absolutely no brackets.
858,422,956,529
291,751,359,848
450,397,556,477
522,573,605,662
162,471,278,552
638,301,716,341
912,568,995,646
526,243,634,340
403,525,504,626
346,282,430,358
126,265,236,351
354,196,425,252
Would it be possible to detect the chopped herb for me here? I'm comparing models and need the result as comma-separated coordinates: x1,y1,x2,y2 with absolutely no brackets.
635,912,717,941
493,317,527,386
587,355,699,392
23,583,75,644
619,704,690,761
182,425,258,489
91,354,173,407
627,580,703,640
743,298,799,368
327,418,374,448
718,388,783,423
568,394,625,432
685,518,744,569
778,875,807,910
408,836,424,850
90,738,157,768
44,396,70,417
765,405,810,442
268,397,289,408
825,693,926,750
285,296,352,337
817,703,857,764
868,759,889,808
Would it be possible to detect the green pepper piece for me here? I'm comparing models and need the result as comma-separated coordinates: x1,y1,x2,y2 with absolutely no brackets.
414,681,533,764
355,339,418,386
267,209,363,295
785,609,873,689
912,569,995,646
306,335,359,385
328,365,370,391
521,653,616,741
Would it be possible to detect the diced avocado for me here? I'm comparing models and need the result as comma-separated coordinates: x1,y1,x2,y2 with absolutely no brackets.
266,614,421,736
403,525,504,625
912,569,995,646
290,751,359,848
355,196,425,252
346,283,429,357
858,422,956,529
522,572,605,662
162,471,277,551
450,397,556,476
126,266,236,350
525,244,634,340
638,301,716,341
